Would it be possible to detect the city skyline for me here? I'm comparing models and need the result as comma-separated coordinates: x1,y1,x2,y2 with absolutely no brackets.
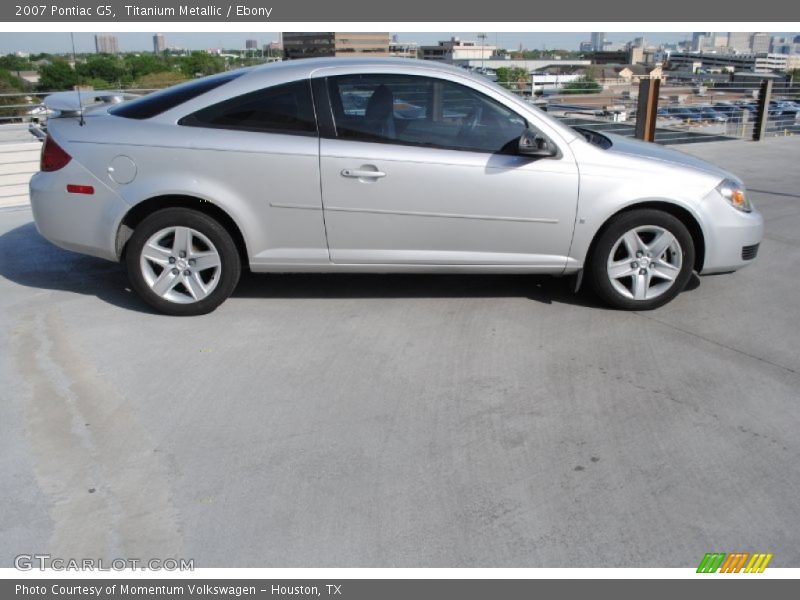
2,31,797,55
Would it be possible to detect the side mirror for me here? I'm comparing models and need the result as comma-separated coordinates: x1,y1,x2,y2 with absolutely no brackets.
518,128,557,158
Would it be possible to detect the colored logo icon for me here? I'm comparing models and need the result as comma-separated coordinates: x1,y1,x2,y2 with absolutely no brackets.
697,553,773,573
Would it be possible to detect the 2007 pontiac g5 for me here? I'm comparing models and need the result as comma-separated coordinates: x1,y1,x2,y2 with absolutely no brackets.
31,58,763,315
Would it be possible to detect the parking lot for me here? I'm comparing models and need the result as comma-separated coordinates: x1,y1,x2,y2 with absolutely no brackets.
1,137,798,567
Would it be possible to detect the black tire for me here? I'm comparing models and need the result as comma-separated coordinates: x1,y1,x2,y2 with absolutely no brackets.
588,209,695,311
125,208,241,316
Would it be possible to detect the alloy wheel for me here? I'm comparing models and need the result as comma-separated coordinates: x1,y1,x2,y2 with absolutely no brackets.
606,225,683,301
139,226,222,304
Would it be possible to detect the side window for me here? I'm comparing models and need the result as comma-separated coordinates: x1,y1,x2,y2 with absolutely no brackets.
179,80,317,135
327,74,528,154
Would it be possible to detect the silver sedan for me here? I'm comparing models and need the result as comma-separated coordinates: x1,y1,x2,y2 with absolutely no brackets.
31,58,763,315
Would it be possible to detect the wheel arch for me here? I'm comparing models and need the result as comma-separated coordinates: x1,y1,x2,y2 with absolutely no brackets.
116,195,249,265
585,200,705,274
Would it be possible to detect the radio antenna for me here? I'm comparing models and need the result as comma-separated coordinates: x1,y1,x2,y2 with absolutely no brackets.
70,32,85,126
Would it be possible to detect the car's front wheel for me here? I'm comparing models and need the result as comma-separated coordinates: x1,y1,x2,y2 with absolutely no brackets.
589,209,695,310
125,208,241,316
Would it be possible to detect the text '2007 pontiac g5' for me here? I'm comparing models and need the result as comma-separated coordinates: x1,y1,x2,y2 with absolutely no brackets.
31,58,763,315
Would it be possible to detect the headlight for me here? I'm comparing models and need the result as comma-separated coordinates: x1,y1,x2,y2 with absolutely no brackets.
717,179,752,213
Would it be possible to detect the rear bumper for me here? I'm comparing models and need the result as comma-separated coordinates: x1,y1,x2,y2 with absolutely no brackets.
30,161,127,262
698,191,764,275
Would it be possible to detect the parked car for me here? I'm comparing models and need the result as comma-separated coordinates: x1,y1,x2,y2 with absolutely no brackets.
700,109,728,123
666,106,700,122
710,105,745,122
770,100,798,112
31,58,763,315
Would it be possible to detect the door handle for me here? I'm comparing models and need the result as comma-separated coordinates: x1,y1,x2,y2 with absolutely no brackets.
341,168,386,179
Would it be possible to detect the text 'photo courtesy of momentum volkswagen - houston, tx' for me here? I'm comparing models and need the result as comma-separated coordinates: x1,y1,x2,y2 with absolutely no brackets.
30,58,763,315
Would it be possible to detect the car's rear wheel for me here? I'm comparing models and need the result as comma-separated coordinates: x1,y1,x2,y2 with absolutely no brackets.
589,209,695,310
125,208,240,316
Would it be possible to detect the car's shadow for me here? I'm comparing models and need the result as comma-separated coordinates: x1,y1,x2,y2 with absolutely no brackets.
0,222,150,312
0,222,700,314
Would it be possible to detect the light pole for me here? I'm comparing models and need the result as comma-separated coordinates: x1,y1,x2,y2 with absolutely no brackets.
478,32,487,74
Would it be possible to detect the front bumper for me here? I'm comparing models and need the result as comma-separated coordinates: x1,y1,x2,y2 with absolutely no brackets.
698,190,764,274
30,160,128,262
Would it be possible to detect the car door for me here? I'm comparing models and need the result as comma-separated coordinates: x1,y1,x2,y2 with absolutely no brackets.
316,72,580,268
173,78,328,267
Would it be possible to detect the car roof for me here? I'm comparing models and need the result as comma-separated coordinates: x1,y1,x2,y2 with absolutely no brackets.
243,57,481,82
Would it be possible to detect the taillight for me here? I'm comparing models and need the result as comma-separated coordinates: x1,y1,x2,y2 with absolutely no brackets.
41,135,72,172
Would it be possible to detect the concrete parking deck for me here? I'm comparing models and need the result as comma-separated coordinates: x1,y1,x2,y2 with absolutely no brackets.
0,137,798,567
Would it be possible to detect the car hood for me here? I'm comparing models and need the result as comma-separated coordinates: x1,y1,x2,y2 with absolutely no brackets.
604,133,740,185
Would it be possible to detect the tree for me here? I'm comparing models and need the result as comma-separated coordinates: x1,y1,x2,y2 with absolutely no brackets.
29,53,57,63
38,60,78,91
124,53,171,80
0,69,28,91
76,55,126,85
561,76,602,95
495,67,530,93
134,71,186,89
178,52,226,78
0,54,33,72
0,72,32,120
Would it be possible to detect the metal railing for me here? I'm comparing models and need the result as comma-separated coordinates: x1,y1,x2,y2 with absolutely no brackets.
0,87,172,131
498,78,800,145
0,76,797,208
4,76,800,145
1,88,162,207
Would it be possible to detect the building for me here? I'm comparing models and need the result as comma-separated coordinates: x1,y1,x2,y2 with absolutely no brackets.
530,66,584,93
245,39,259,50
642,48,666,65
712,33,729,49
389,40,419,59
453,58,590,73
333,33,390,56
153,33,165,54
668,51,789,74
771,36,794,54
262,41,283,61
16,70,40,85
94,34,119,54
590,32,605,52
751,33,771,54
628,46,644,65
727,32,753,53
593,64,665,85
590,50,639,65
619,64,664,82
283,33,334,58
420,37,496,63
283,32,390,59
692,32,711,52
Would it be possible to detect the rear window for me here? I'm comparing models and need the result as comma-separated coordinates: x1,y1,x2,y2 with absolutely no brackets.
179,80,317,135
109,70,244,120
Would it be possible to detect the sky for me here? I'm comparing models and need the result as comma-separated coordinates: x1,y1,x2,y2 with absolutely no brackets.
0,31,751,54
